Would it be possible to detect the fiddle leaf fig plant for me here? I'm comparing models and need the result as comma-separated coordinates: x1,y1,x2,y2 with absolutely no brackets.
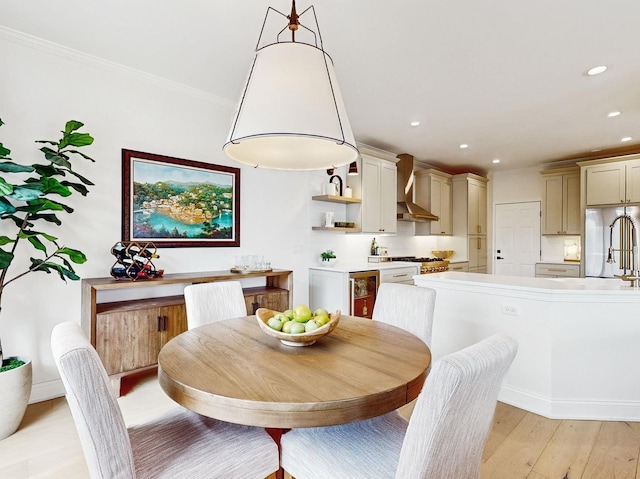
0,118,95,367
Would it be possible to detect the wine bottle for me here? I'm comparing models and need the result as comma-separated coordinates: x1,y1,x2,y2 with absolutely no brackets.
126,244,159,259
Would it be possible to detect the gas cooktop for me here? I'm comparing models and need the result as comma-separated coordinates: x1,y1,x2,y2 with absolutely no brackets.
389,256,445,262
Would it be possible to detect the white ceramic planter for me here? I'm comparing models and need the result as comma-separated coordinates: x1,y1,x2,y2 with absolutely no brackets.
0,356,32,440
320,258,337,267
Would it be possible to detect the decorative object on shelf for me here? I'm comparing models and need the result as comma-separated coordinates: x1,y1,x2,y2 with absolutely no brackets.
343,185,353,198
110,241,163,280
231,255,272,273
325,182,337,196
328,173,343,196
0,118,96,440
256,307,340,346
432,250,455,259
122,150,240,248
324,212,335,227
334,221,355,228
223,1,358,171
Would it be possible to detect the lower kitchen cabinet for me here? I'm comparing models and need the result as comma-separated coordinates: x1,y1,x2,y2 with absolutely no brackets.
535,262,580,278
379,265,419,284
309,265,419,318
448,261,469,272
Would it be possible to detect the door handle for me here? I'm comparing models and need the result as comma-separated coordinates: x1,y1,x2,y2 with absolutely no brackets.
497,256,504,260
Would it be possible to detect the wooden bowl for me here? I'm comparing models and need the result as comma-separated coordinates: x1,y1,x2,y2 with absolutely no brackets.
255,308,341,347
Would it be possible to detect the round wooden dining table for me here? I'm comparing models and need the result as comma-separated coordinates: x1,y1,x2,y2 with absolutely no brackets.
158,314,431,429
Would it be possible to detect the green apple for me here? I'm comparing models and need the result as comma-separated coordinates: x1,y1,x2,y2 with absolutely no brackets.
313,308,329,317
282,309,295,320
282,320,295,334
288,322,306,334
273,313,288,323
267,316,284,331
314,314,330,326
293,304,312,323
304,320,319,332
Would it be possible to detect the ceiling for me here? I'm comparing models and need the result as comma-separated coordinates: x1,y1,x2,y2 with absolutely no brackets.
2,0,639,175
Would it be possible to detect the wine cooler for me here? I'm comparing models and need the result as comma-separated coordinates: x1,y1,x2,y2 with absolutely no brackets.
349,270,379,319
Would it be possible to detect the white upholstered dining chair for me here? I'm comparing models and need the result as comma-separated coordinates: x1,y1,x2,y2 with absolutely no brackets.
280,334,518,479
51,321,279,479
184,281,247,329
372,283,436,347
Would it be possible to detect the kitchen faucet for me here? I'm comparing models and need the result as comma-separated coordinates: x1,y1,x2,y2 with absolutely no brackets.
607,214,640,286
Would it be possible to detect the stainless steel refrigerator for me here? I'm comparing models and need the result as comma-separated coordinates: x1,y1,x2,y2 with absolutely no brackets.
584,205,640,278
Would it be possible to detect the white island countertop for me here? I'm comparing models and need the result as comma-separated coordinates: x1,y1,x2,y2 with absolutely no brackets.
415,271,640,294
413,271,640,421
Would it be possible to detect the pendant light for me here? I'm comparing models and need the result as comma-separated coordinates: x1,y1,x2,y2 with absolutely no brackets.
223,1,358,170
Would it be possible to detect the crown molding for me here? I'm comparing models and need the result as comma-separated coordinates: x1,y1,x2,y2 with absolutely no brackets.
0,26,233,107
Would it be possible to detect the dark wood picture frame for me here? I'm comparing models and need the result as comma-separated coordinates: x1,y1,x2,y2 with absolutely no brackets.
122,149,240,247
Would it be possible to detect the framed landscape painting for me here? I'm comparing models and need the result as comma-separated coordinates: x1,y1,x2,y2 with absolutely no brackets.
122,150,240,247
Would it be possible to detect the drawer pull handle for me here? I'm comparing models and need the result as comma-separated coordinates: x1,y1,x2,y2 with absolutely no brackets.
393,273,408,278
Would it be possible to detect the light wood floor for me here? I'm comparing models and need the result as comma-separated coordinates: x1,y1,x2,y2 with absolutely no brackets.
1,374,639,478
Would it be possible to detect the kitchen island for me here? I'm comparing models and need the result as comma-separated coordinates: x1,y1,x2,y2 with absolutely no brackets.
414,272,640,421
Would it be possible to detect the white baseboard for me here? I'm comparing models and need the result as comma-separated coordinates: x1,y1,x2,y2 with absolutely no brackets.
30,379,65,404
499,385,640,421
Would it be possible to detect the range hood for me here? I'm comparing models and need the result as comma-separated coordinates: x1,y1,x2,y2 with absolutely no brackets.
396,153,439,222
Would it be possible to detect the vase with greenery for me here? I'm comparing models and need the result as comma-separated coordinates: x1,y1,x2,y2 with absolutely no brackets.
0,118,95,368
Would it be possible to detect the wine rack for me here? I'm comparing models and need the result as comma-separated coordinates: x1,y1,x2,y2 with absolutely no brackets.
109,241,163,280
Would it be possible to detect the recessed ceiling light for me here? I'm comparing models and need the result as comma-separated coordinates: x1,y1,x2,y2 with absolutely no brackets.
621,136,632,142
459,143,469,149
608,111,621,117
586,65,608,76
410,121,420,127
492,159,501,164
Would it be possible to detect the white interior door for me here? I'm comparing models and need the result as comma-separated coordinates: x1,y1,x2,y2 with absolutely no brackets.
494,202,541,277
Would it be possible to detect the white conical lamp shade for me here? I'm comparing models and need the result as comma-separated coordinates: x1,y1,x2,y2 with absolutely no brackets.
224,42,358,170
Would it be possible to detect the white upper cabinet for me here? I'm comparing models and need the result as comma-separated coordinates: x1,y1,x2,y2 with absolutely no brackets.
541,168,580,235
414,169,452,235
347,150,397,234
583,157,640,206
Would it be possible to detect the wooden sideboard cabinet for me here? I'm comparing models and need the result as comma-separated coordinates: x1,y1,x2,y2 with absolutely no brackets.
81,269,293,394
